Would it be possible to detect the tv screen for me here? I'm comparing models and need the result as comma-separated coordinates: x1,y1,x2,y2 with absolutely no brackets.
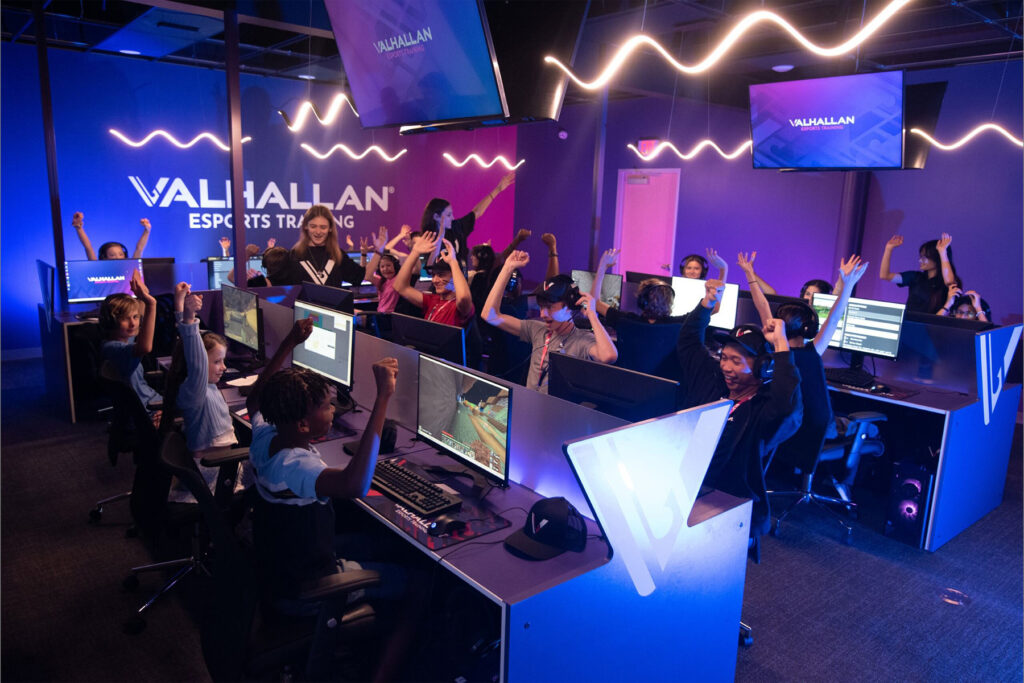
64,259,143,304
749,71,904,170
325,0,506,128
292,301,355,388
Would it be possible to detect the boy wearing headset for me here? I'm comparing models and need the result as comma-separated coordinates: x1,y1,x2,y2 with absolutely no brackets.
482,250,617,393
676,279,803,539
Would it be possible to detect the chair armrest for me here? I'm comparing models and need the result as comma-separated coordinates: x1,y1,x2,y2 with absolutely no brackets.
298,569,381,602
846,411,887,424
199,446,250,467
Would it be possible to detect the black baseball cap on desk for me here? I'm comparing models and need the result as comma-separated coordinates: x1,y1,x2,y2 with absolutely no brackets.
504,497,587,561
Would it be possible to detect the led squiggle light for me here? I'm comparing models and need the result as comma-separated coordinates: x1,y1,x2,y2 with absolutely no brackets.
278,94,360,132
300,142,407,162
544,0,914,88
627,140,753,161
442,153,525,170
109,129,251,151
909,124,1023,150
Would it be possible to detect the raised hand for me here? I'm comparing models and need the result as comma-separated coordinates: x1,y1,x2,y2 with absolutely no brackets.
413,231,438,255
575,291,596,314
372,357,399,399
173,282,191,311
439,238,458,264
885,234,904,250
540,233,557,249
359,235,370,254
839,254,869,286
287,317,314,347
497,170,516,193
219,237,231,254
245,243,261,258
763,318,787,347
140,218,151,231
706,248,727,270
704,278,725,306
129,268,153,302
937,232,952,252
373,225,388,252
944,283,962,305
72,212,84,229
184,292,204,318
598,248,619,270
737,251,757,275
514,228,532,242
966,290,982,308
505,249,530,269
398,224,412,239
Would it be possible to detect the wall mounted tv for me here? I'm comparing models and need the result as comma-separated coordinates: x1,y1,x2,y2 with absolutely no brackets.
749,71,904,170
324,0,507,129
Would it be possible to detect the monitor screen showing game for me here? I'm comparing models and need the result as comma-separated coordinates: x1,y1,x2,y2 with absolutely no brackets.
749,71,904,169
220,284,262,354
208,257,266,291
417,355,510,485
571,269,623,309
325,0,506,128
291,301,355,388
812,293,906,358
64,259,143,303
670,278,739,329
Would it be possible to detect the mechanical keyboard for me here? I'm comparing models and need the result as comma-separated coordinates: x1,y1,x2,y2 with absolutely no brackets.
371,459,462,517
824,367,875,389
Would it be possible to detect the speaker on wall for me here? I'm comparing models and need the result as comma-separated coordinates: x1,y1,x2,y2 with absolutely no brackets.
884,461,934,547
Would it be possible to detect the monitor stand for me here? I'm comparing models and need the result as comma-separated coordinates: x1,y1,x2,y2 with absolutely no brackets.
842,351,875,387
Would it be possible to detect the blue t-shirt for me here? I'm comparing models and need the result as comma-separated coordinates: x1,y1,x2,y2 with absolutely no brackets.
249,412,328,505
101,338,161,410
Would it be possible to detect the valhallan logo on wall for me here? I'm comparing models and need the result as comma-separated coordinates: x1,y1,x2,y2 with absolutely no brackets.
373,26,432,54
789,115,855,130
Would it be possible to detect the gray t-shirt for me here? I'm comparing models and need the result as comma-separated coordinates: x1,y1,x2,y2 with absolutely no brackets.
518,319,596,393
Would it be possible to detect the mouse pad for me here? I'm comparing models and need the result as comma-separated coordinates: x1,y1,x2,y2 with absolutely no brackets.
362,488,511,551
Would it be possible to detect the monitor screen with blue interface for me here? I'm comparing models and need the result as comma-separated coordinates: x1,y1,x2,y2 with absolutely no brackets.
417,355,510,485
749,71,904,169
571,269,623,309
208,257,266,290
221,284,261,353
292,301,355,388
65,259,143,303
670,278,738,329
813,293,905,358
324,0,506,128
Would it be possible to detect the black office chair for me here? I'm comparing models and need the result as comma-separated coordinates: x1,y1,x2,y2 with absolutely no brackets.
767,350,886,543
157,431,382,680
612,318,683,381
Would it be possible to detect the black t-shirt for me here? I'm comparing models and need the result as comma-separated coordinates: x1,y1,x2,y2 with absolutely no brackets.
443,212,476,267
603,307,688,326
899,270,947,314
290,246,365,287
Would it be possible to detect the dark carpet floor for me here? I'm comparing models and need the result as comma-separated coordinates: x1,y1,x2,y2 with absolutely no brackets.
2,358,1021,681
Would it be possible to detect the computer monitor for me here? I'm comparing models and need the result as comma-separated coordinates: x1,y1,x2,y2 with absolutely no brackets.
571,269,623,309
670,278,739,329
140,257,175,265
390,313,466,366
220,284,264,358
812,293,906,359
904,309,994,331
64,258,143,303
299,283,355,314
417,355,511,487
207,257,266,290
291,301,355,388
548,353,679,423
625,270,670,285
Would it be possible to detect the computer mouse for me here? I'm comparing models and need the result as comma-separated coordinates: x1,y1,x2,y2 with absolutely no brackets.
427,514,467,537
869,383,889,394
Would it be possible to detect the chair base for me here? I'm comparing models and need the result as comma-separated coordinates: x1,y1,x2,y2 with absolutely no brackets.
768,487,857,544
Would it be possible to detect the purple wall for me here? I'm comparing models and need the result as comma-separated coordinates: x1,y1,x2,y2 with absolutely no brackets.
516,62,1022,324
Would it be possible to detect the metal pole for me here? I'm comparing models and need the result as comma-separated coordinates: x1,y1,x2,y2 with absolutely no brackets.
224,5,248,288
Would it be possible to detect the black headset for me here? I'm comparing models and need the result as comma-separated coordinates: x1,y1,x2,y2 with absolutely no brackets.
538,275,582,311
777,301,820,340
636,280,673,312
725,324,775,381
98,241,130,260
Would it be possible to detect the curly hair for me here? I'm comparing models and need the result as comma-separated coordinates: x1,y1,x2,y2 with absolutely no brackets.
259,367,332,427
637,278,674,319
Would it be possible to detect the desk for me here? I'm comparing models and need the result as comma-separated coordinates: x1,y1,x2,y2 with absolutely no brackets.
226,331,752,682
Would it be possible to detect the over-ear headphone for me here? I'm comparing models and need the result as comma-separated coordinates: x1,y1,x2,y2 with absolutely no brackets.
537,275,582,311
98,241,130,260
776,301,820,340
725,324,775,381
636,278,673,313
679,254,709,278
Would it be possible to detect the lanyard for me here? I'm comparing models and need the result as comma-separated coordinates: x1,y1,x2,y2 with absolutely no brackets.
537,331,554,387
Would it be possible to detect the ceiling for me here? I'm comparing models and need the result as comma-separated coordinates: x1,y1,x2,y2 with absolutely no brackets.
3,0,1021,109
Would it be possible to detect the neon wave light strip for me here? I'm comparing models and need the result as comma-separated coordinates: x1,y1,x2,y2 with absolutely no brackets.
909,124,1023,150
442,153,525,170
279,94,360,132
300,142,407,162
627,140,752,161
544,0,914,88
109,129,251,151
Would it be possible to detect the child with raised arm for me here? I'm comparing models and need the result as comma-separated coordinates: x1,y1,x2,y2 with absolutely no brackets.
879,232,961,313
73,211,152,260
939,286,992,322
421,170,516,266
482,250,617,393
392,233,475,326
99,269,161,419
590,248,682,324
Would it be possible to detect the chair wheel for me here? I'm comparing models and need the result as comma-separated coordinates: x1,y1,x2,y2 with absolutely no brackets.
122,575,140,591
122,616,146,635
88,508,102,523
